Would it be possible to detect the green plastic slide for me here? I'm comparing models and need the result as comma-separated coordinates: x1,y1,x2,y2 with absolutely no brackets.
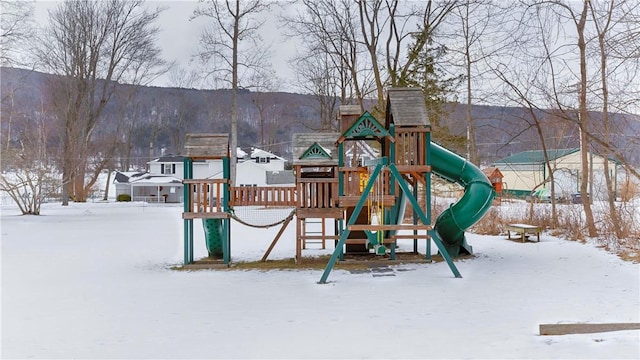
202,218,224,258
431,143,495,256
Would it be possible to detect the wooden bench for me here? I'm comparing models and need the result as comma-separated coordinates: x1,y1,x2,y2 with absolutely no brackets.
506,223,541,242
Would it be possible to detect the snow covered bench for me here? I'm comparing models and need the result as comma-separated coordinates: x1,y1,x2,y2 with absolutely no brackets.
506,223,541,243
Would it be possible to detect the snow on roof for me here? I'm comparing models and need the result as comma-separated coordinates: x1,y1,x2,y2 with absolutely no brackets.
130,174,182,186
237,147,247,158
250,147,285,161
148,155,185,163
114,171,182,185
113,171,147,183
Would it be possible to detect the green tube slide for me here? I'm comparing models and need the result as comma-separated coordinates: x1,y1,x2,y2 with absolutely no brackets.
202,219,224,258
431,143,495,257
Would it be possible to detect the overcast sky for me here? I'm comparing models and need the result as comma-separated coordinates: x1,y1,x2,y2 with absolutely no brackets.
33,0,299,90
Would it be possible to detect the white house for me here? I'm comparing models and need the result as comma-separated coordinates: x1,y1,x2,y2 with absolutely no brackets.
113,171,183,203
114,147,289,202
343,141,379,167
494,148,619,201
245,147,287,172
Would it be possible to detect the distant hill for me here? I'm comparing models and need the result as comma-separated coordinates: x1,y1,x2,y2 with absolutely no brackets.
2,67,638,168
442,103,640,166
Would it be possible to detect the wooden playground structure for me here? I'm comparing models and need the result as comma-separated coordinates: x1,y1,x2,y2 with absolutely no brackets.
181,88,495,282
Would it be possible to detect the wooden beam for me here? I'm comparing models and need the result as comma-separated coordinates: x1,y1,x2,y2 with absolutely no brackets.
182,212,229,220
261,214,294,262
539,323,640,336
348,224,432,231
391,234,431,239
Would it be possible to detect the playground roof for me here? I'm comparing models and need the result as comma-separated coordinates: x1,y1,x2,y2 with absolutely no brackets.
385,87,429,127
183,133,229,159
292,133,340,166
337,111,392,143
494,148,579,164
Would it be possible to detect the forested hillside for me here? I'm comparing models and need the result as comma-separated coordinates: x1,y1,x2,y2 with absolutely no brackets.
2,67,639,169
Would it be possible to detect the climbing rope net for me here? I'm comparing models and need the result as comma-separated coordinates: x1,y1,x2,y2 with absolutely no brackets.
229,206,296,228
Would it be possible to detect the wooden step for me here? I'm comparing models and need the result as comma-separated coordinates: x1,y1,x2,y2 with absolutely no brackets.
348,224,432,231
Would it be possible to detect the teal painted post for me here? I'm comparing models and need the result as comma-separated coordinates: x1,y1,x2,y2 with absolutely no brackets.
183,157,193,264
222,156,231,264
337,142,345,261
413,184,419,253
319,161,385,284
425,131,432,260
387,124,397,242
389,164,461,278
338,142,344,196
389,124,396,197
189,220,194,263
183,220,190,265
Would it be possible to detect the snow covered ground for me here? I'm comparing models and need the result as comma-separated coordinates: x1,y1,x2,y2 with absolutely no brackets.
2,201,639,359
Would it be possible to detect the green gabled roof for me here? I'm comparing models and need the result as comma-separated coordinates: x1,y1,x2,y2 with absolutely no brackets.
299,142,332,160
338,111,392,143
495,148,579,164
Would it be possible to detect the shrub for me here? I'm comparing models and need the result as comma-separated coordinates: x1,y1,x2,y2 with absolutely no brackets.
117,194,131,202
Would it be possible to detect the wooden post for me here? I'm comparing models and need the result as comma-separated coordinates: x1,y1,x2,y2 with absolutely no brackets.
540,323,640,335
261,213,294,262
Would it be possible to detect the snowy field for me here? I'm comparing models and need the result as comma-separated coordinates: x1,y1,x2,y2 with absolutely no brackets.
2,201,639,359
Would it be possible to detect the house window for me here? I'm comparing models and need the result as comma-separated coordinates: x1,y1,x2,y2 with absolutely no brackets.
161,163,176,174
256,157,270,163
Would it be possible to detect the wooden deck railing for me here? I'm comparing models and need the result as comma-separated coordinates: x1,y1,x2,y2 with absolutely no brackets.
183,179,227,216
297,178,339,208
229,186,296,207
339,167,393,197
394,128,429,166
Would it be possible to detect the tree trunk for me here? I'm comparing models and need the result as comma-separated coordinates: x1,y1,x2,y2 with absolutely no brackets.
577,1,597,237
229,0,240,186
591,0,623,238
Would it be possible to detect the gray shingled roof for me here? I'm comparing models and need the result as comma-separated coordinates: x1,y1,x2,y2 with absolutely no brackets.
183,133,229,159
152,155,185,163
385,87,429,127
292,133,340,166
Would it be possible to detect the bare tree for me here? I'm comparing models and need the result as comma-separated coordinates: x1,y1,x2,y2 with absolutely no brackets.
492,65,562,226
486,1,640,240
587,0,640,239
0,0,34,148
444,0,510,165
193,0,273,185
286,0,460,120
35,0,166,204
290,51,340,131
283,0,369,111
0,0,33,67
0,102,57,215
